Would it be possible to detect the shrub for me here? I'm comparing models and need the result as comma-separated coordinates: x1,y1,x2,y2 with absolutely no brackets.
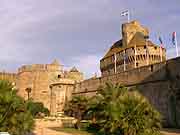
0,80,34,135
87,83,162,135
26,99,50,118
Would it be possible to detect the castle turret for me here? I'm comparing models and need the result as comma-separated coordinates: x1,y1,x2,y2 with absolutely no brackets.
65,67,83,82
100,20,166,76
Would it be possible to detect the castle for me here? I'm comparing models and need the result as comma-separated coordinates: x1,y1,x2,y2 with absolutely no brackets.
0,60,83,115
100,21,166,76
72,21,180,127
0,20,180,127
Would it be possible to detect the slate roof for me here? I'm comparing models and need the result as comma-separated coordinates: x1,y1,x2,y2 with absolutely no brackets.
102,32,158,59
70,67,79,72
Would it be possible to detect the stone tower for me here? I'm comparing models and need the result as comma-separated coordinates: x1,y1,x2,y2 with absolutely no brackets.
122,21,149,47
16,60,84,111
100,20,166,76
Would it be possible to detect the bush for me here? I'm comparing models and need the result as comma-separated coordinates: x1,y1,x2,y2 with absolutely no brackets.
87,83,162,135
64,96,88,129
26,99,50,118
0,80,34,135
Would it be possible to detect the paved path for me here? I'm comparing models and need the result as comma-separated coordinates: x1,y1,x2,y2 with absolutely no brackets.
161,129,180,135
33,119,73,135
34,119,180,135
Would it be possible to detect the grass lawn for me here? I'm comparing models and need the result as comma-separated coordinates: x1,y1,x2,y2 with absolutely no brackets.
49,127,94,135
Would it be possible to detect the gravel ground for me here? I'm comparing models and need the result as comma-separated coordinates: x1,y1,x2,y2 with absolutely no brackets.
33,119,180,135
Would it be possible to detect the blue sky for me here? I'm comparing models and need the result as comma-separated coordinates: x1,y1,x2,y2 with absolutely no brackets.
0,0,180,78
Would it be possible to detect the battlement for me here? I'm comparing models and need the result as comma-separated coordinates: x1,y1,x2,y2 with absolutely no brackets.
18,64,62,73
0,72,17,82
74,60,167,94
73,56,180,127
75,56,180,94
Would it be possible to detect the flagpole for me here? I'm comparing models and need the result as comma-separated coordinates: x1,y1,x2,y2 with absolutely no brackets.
175,32,179,57
127,11,130,23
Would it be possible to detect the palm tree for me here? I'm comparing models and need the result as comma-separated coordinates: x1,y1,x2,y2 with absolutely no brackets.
0,80,34,135
25,87,32,100
64,96,88,129
87,83,162,135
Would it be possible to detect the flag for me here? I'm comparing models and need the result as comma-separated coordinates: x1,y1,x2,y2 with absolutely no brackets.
172,32,176,46
172,32,179,56
159,36,163,48
159,36,163,62
121,10,129,16
159,36,163,44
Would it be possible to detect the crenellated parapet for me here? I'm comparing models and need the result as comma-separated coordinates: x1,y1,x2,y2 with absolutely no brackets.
18,64,62,73
0,72,17,83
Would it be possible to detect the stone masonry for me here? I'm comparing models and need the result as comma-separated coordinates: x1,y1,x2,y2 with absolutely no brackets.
0,59,83,115
72,21,180,127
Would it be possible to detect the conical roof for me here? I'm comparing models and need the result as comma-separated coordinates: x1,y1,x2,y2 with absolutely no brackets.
51,59,60,65
70,67,79,72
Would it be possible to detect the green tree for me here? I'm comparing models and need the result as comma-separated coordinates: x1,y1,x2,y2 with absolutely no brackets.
64,96,88,129
0,80,34,135
26,99,50,118
87,83,162,135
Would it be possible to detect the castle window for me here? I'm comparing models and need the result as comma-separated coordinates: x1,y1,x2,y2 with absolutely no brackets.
176,74,180,80
144,46,146,49
136,63,139,67
154,47,157,50
140,55,143,60
150,65,154,72
137,55,140,60
58,75,61,78
143,55,146,60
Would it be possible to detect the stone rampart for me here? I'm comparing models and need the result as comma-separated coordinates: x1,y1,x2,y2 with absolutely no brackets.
73,57,180,127
18,64,61,73
0,72,17,83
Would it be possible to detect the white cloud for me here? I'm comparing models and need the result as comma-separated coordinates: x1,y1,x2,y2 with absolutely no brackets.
0,0,180,77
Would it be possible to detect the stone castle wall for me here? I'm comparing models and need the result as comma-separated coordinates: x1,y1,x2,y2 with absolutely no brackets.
0,72,17,83
15,62,83,112
16,69,51,107
73,57,180,127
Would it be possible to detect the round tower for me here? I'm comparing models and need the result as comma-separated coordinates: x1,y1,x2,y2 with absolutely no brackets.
100,21,166,76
